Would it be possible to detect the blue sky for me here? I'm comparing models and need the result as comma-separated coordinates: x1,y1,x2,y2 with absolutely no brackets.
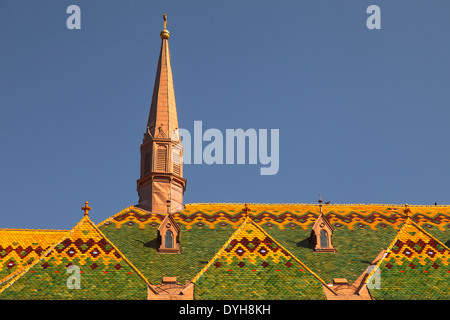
1,1,449,229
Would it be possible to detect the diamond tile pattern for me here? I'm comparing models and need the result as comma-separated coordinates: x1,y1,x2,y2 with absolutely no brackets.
192,219,327,300
0,203,448,299
367,220,450,300
0,216,148,299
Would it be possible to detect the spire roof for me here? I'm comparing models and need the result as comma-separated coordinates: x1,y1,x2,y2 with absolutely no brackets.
146,14,179,139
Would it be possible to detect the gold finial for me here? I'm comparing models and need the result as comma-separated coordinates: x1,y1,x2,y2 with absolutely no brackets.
81,201,92,217
160,14,170,39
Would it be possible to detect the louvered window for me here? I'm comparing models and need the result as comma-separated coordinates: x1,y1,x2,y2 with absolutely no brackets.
172,145,182,176
156,146,167,172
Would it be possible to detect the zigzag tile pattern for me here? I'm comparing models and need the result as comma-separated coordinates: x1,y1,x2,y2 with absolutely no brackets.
192,220,328,300
367,221,450,300
0,217,149,299
385,223,449,268
0,229,66,284
220,223,292,265
97,204,450,232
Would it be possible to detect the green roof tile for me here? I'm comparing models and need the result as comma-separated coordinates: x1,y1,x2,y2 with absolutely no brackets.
192,218,329,300
366,219,450,300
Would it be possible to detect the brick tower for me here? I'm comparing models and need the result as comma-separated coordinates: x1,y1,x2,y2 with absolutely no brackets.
137,15,186,213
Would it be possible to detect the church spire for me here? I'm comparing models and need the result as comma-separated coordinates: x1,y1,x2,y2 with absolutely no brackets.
137,15,186,213
146,14,179,140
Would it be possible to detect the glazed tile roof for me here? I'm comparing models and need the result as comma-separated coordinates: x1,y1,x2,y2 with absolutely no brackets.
0,215,149,299
0,229,67,285
365,219,450,300
99,203,450,236
191,216,331,299
182,203,450,233
1,202,448,299
99,206,237,285
97,203,449,287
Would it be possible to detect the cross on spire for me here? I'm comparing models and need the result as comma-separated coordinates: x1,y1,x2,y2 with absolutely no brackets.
163,14,168,30
160,14,170,39
82,201,92,216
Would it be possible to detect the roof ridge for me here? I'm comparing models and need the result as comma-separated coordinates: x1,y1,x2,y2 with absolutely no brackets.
365,219,411,282
408,218,450,251
364,217,450,283
96,206,149,227
191,217,250,283
0,217,85,294
0,264,29,288
85,217,151,285
185,202,450,207
191,216,336,295
249,218,336,294
0,215,150,295
0,228,68,233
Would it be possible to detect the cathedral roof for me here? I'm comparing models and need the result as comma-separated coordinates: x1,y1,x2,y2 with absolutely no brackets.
0,202,448,299
94,202,449,299
0,214,149,299
0,228,67,286
191,216,332,299
365,218,450,299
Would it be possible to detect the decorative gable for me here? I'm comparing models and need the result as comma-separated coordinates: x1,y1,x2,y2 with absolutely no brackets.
147,276,194,300
191,215,333,299
365,218,450,300
0,229,66,286
309,213,336,252
157,213,181,253
0,211,149,299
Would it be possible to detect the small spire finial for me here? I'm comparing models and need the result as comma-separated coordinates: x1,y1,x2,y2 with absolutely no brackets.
318,194,323,214
404,203,411,218
243,203,251,219
160,14,170,39
81,201,92,217
167,200,171,214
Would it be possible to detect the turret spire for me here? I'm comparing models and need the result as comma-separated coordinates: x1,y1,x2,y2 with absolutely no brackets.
146,14,178,139
137,15,186,213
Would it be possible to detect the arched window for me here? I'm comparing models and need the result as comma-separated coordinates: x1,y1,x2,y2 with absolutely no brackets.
165,230,173,248
320,229,329,248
